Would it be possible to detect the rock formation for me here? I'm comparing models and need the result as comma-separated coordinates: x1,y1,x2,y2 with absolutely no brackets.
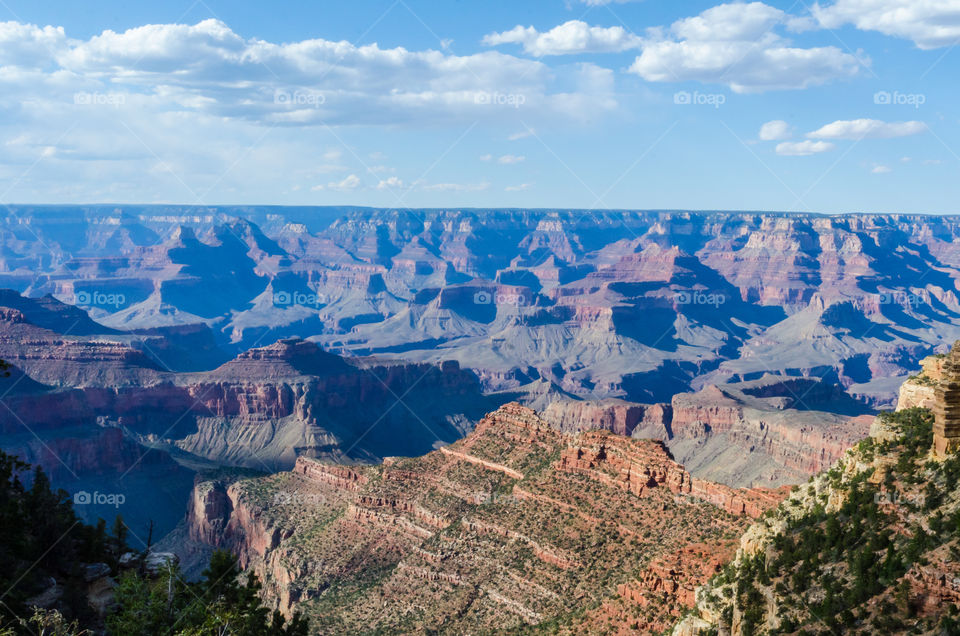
183,403,787,633
933,341,960,458
1,207,959,406
673,362,960,635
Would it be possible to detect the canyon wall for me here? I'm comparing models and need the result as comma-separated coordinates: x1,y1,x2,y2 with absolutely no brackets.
183,403,788,632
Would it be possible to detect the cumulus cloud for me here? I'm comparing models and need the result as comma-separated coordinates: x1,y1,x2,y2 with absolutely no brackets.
872,165,892,173
505,183,532,191
775,140,836,155
0,18,618,128
376,176,403,190
498,154,525,164
758,120,792,140
0,18,628,201
627,2,863,92
327,174,361,191
806,118,926,139
0,22,66,68
483,20,642,56
812,0,960,50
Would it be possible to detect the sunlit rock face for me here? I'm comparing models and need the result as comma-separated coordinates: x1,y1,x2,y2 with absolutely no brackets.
933,341,960,458
3,206,960,407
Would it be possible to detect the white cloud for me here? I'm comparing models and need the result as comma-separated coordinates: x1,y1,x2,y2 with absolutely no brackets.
9,18,617,128
758,120,792,140
806,118,926,139
775,140,836,155
0,22,66,68
505,183,532,191
483,20,642,56
421,182,490,192
872,165,891,173
327,174,361,191
376,176,403,190
812,0,960,50
0,17,629,202
627,2,863,92
508,129,535,141
498,154,525,164
577,0,641,5
479,154,493,161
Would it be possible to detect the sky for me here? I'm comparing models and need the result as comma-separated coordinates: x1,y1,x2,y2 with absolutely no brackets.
0,0,958,213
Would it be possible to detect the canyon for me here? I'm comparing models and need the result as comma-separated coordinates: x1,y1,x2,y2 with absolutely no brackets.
0,287,873,543
0,291,501,537
184,403,789,633
1,207,958,409
1,205,957,630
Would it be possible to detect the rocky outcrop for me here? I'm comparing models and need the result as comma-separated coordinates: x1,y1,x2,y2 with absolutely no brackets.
541,398,671,437
293,458,367,490
556,433,787,519
933,342,960,458
184,403,788,633
187,480,234,546
673,363,960,634
666,381,872,486
897,354,945,410
904,546,960,615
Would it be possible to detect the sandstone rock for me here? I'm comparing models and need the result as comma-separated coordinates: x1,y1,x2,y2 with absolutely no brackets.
933,342,960,458
184,403,788,633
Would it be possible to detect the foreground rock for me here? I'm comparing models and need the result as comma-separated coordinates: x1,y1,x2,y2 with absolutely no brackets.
673,346,960,635
186,403,787,633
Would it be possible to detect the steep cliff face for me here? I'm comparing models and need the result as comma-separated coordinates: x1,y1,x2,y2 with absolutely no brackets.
5,208,960,406
896,354,944,410
185,403,786,633
541,398,671,437
539,378,872,489
0,294,503,543
0,326,498,471
673,357,960,635
665,379,873,487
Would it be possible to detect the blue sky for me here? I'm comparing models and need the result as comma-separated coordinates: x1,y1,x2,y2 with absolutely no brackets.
0,0,958,213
